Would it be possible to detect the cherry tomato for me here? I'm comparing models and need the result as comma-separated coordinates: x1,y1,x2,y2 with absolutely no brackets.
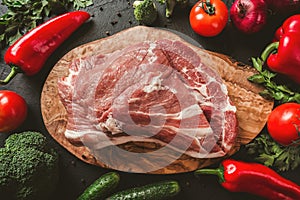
267,103,300,146
189,0,228,37
0,90,27,132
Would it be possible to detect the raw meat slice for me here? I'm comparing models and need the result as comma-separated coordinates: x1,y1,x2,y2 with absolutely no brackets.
57,39,238,159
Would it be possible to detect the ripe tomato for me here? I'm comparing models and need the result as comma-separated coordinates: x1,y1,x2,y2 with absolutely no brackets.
189,0,228,37
0,90,27,132
267,103,300,146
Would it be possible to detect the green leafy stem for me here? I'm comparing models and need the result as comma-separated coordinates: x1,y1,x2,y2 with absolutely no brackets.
248,42,300,103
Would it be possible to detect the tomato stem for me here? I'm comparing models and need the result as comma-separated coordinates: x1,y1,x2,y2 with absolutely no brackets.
201,0,215,15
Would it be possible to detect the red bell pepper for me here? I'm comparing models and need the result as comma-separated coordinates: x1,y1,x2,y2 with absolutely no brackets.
195,159,300,200
1,11,90,84
261,14,300,84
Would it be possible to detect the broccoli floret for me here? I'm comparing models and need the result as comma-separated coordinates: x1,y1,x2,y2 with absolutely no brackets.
0,131,59,200
133,0,158,25
157,0,189,18
4,131,47,151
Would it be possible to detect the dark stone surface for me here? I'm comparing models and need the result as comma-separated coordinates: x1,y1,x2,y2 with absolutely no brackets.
0,1,299,199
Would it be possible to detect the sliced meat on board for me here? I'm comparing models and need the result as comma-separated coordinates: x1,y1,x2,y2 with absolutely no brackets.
41,26,273,174
57,39,238,160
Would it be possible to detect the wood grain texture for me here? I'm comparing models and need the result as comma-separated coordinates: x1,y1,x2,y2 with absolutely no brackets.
41,26,273,174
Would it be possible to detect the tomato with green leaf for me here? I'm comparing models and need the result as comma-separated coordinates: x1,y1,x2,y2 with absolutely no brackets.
189,0,228,37
267,103,300,146
0,90,27,132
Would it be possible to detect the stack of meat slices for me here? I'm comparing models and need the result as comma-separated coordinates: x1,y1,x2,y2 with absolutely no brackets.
57,39,238,161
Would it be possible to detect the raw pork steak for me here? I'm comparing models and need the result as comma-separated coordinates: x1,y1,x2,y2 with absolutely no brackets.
58,39,238,159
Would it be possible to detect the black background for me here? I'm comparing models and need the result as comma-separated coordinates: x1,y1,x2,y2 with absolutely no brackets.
0,1,299,199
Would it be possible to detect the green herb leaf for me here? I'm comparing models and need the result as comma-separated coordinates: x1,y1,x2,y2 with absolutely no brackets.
248,56,300,103
246,132,300,171
248,74,265,84
0,0,93,49
256,153,275,167
70,0,94,10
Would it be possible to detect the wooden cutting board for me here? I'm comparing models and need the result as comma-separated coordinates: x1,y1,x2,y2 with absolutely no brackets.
41,26,274,174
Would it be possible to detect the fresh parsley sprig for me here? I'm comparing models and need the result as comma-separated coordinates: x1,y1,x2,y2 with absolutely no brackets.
248,56,300,103
0,0,93,48
246,132,300,172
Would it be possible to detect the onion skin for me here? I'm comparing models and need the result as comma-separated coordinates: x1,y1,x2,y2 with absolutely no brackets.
264,0,300,14
230,0,268,34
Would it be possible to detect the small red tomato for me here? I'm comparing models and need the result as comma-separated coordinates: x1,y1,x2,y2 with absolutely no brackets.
189,0,228,37
267,103,300,146
0,90,27,132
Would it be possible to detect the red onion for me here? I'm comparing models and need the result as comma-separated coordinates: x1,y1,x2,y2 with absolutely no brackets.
264,0,300,14
230,0,268,34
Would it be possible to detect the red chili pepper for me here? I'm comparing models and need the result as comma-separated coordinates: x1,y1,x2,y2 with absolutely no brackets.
195,159,300,200
1,11,90,84
260,14,300,84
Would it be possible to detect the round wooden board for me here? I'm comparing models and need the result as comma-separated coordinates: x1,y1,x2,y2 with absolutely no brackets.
41,26,274,174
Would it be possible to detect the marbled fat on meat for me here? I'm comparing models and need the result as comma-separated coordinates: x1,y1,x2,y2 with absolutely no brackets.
57,39,238,159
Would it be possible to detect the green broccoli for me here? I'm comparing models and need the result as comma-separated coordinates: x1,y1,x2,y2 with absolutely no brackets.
157,0,189,18
0,131,59,200
133,0,158,25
